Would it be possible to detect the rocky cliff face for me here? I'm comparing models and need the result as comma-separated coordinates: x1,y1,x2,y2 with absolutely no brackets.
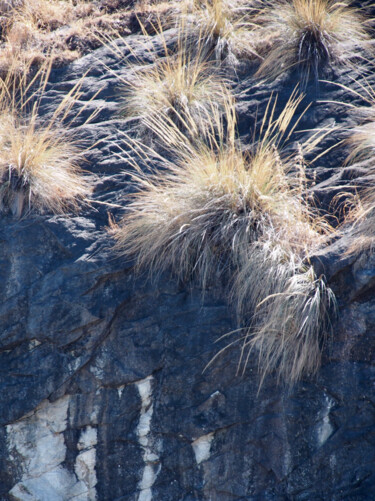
1,22,375,501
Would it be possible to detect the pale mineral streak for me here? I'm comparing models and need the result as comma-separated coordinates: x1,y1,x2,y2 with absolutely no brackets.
136,376,161,501
316,394,335,447
7,396,97,501
192,432,214,465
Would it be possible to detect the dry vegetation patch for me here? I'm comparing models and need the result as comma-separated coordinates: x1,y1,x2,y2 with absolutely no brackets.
256,0,372,84
113,94,335,385
341,84,375,252
114,26,233,136
0,63,92,217
0,0,181,74
0,0,343,385
183,0,259,64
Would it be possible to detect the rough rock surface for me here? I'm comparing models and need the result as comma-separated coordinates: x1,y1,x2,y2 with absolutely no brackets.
1,25,375,501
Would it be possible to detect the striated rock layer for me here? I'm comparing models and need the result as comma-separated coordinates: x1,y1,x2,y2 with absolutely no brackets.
1,29,375,500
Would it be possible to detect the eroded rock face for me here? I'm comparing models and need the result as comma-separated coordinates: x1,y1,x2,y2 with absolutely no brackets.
1,29,375,501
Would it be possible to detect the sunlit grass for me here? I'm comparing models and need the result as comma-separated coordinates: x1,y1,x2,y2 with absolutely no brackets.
122,35,232,135
256,0,372,84
0,61,93,217
183,0,259,64
113,93,335,385
101,17,233,137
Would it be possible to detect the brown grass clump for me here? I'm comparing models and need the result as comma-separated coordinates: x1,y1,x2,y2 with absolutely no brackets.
118,28,232,136
334,81,375,252
185,0,259,64
0,62,91,217
100,15,233,136
256,0,372,84
345,80,375,163
113,93,335,385
231,244,335,386
114,95,317,280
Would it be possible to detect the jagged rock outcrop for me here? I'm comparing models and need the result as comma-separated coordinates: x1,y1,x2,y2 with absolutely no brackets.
1,28,375,501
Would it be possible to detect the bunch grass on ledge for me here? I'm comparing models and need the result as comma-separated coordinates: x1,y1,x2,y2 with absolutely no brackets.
122,38,232,136
333,80,375,253
256,0,372,84
0,61,92,217
184,0,259,64
103,18,233,137
113,93,335,385
230,243,335,386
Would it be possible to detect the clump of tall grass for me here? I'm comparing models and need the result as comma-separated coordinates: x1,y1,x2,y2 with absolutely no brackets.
122,41,232,135
256,0,372,84
231,243,335,385
114,94,318,280
346,80,375,162
184,0,259,64
335,80,375,252
0,62,92,217
103,18,233,137
113,93,335,385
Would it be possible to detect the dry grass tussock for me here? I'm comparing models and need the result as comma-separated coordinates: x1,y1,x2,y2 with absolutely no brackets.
334,80,375,253
0,61,92,217
110,21,233,136
344,80,375,163
230,243,335,386
113,94,335,385
256,0,372,84
183,0,259,64
0,0,179,74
